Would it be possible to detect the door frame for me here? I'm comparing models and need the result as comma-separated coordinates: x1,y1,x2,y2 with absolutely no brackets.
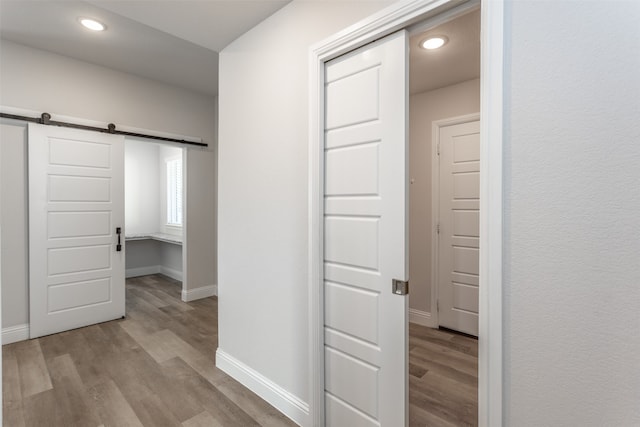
308,0,504,425
431,113,481,329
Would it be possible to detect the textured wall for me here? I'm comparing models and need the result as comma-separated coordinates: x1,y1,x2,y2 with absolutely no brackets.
503,1,640,424
0,124,28,327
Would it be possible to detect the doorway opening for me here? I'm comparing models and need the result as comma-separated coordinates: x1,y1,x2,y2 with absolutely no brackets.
407,9,480,426
124,139,186,296
310,0,504,425
408,8,480,424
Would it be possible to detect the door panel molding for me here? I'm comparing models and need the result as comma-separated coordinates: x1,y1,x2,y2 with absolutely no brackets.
319,29,409,426
431,113,480,333
309,0,504,425
433,115,480,336
28,123,125,338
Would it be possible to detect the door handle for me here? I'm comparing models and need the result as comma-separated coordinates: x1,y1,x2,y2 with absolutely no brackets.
392,279,409,295
116,227,122,252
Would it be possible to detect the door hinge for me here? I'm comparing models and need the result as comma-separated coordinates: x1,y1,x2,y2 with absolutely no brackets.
437,143,440,156
392,279,409,296
437,223,440,234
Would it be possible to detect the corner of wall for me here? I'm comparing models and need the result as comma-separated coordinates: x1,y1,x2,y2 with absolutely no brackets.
181,284,217,302
2,323,29,345
215,349,310,426
408,309,436,328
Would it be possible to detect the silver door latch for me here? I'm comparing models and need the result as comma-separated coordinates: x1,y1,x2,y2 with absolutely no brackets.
392,279,409,295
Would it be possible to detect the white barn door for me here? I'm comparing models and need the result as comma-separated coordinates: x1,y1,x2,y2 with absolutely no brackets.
29,123,125,338
323,31,408,426
437,119,480,336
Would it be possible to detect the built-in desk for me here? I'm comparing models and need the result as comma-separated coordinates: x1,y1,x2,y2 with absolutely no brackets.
125,232,182,245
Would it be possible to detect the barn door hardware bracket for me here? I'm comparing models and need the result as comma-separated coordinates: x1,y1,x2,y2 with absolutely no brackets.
0,111,208,147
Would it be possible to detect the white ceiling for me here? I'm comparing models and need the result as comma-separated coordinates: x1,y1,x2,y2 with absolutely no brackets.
0,0,291,96
0,1,478,97
86,0,291,52
409,9,480,94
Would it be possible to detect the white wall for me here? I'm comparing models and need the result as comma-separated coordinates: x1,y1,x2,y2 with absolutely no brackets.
125,239,182,281
217,1,391,422
409,78,480,319
125,239,161,271
125,140,160,235
0,123,28,328
503,1,640,424
160,243,183,277
183,147,216,291
0,39,216,329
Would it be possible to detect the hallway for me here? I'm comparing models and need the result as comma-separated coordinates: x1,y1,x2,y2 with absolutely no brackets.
3,275,296,426
3,274,477,426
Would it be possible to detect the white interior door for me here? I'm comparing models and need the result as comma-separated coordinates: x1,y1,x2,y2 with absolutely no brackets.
29,123,125,338
323,31,408,426
437,119,480,336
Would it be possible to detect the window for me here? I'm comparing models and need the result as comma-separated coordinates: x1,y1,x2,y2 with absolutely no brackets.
166,158,183,226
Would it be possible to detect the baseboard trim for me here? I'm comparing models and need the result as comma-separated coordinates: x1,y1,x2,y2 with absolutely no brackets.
160,266,183,282
216,349,309,426
126,265,183,281
2,323,29,345
126,265,161,278
409,308,436,327
181,284,217,302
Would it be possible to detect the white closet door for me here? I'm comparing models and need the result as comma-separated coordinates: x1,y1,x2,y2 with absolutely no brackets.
323,30,408,426
29,123,125,338
438,119,480,336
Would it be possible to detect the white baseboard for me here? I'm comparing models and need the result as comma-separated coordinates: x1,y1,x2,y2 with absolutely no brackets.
181,284,217,302
160,266,183,282
409,308,436,327
2,323,29,345
126,265,183,281
216,349,308,426
126,265,161,278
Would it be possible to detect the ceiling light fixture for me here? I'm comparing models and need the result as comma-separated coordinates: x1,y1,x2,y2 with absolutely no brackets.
421,36,448,50
79,18,106,32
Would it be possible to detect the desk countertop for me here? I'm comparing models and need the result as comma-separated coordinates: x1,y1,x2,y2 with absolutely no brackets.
125,232,183,245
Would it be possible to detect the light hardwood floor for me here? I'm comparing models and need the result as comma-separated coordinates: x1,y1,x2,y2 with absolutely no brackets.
3,275,297,427
408,323,478,426
3,274,477,426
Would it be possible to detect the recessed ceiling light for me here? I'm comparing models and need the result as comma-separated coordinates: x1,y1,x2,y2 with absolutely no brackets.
421,36,448,50
79,18,106,32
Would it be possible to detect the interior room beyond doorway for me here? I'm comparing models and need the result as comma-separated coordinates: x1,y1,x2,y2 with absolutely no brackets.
408,7,480,426
124,140,185,289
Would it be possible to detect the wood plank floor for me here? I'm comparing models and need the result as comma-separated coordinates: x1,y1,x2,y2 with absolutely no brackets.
3,274,477,426
3,275,298,427
408,323,478,426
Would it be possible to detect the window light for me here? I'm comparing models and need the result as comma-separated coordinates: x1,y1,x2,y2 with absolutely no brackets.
166,158,183,226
